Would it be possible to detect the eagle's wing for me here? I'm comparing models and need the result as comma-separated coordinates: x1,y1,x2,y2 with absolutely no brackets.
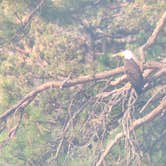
124,59,144,94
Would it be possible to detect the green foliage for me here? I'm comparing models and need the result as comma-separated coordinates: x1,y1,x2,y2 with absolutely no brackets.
97,53,111,70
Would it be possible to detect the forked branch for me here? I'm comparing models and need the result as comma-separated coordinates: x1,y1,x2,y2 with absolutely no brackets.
139,12,166,67
96,97,166,166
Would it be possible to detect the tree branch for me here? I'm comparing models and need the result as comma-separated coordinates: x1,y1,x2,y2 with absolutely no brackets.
0,67,124,122
96,97,166,166
1,58,166,123
1,57,165,123
22,0,46,26
139,12,166,67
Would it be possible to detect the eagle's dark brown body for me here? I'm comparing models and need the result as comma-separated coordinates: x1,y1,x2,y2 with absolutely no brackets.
124,58,144,94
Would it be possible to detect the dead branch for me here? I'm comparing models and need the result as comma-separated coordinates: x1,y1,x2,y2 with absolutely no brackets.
0,112,23,150
0,57,164,152
49,98,92,162
96,97,166,166
0,0,46,48
145,60,166,70
139,12,166,67
22,0,46,26
8,112,23,138
1,59,165,123
0,67,124,122
140,86,166,113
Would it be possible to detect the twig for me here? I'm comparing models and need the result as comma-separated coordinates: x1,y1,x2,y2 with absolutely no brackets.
8,112,23,138
0,0,46,48
140,85,166,113
49,99,92,162
22,0,46,26
0,112,23,150
60,73,72,88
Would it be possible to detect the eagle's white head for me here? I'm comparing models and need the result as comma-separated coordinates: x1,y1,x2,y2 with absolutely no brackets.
123,50,133,59
112,50,133,59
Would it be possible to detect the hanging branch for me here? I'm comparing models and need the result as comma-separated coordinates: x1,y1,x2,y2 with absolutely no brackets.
95,12,166,165
96,96,166,166
21,0,46,26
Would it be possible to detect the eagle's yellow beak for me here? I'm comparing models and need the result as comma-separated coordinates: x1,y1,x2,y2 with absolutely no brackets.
112,52,125,58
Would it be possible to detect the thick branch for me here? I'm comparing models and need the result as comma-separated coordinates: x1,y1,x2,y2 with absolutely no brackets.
1,59,165,122
139,12,166,65
1,56,165,122
0,67,124,122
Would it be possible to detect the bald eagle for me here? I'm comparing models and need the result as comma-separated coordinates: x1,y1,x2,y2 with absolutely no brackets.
113,50,144,95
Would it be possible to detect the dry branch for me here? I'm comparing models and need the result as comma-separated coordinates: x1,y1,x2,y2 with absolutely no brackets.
0,113,23,150
139,12,166,67
96,98,166,166
0,67,124,122
22,0,46,26
0,0,46,48
140,86,166,113
1,59,165,123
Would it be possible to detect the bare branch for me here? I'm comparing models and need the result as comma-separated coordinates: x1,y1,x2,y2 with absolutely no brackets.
22,0,46,26
0,112,23,150
0,67,124,122
139,12,166,67
139,86,166,113
1,58,165,123
96,98,166,166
